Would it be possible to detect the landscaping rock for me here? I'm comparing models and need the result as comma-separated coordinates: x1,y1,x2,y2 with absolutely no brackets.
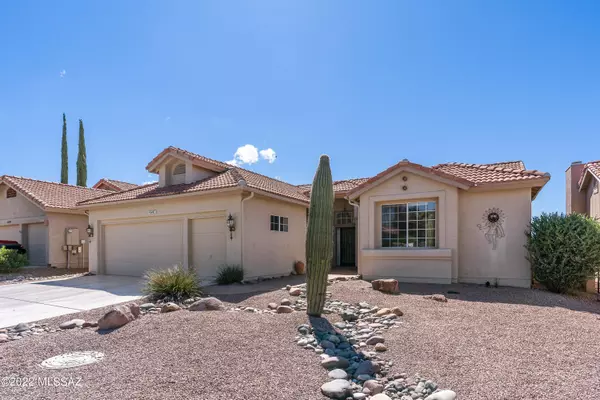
0,334,9,342
98,305,136,330
321,379,352,399
289,287,302,296
188,297,225,311
276,305,294,313
127,303,141,318
140,303,155,310
341,310,358,321
82,321,98,328
375,308,391,316
371,279,400,294
13,323,30,333
353,393,367,399
371,394,392,400
327,369,348,380
321,356,350,369
424,294,448,302
366,336,385,345
59,319,85,329
354,360,381,377
424,390,457,400
280,298,292,306
268,302,278,310
391,306,403,316
375,343,388,352
161,302,181,313
363,380,384,395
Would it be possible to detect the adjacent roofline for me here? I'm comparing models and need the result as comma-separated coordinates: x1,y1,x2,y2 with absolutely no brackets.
347,161,473,200
92,178,138,192
577,161,600,191
145,146,230,173
433,162,548,178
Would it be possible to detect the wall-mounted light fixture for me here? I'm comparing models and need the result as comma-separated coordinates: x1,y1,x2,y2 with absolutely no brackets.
226,214,235,240
86,224,94,238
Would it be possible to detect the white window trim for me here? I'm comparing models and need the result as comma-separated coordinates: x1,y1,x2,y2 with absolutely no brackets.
367,190,447,249
270,215,289,232
381,201,437,249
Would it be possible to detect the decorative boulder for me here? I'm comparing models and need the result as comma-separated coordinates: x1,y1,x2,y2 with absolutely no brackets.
363,380,384,395
289,287,302,296
161,302,181,313
127,303,141,318
98,305,137,330
188,297,225,311
371,279,400,294
59,319,85,330
424,390,457,400
276,305,294,314
321,379,352,399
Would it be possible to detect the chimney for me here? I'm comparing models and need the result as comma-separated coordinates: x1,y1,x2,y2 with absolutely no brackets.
566,161,586,214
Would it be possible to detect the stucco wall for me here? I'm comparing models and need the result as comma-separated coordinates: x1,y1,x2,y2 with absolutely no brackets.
86,192,243,274
458,188,532,288
586,179,600,220
357,171,459,283
242,194,306,279
0,185,44,221
46,212,90,268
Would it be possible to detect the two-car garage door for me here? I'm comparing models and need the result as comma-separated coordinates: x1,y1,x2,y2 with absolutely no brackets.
103,217,226,279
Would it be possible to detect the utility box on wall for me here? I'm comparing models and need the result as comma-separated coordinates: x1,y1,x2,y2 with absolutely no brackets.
65,228,80,246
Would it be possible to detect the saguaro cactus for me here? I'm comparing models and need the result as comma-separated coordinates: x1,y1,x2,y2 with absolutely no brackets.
306,155,335,316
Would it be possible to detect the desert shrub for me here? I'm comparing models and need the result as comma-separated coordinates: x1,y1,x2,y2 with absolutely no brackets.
526,212,600,293
0,248,28,273
216,264,244,285
142,265,201,302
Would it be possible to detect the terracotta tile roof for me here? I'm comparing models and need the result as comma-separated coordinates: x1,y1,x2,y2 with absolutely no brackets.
432,162,549,184
79,168,310,206
578,160,600,188
92,178,138,191
146,146,231,172
0,176,112,210
483,161,526,170
299,178,371,195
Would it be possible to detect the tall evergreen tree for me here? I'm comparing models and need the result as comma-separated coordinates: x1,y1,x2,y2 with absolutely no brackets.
76,119,87,187
60,113,68,184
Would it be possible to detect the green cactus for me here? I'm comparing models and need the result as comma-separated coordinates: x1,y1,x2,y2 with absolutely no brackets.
306,155,335,316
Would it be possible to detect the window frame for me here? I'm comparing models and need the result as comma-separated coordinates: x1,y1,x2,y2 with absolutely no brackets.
173,163,186,176
335,210,353,225
381,200,437,249
270,215,289,232
6,188,16,199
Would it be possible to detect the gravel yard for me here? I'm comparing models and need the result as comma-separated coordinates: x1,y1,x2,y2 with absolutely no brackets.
1,278,599,400
0,267,87,285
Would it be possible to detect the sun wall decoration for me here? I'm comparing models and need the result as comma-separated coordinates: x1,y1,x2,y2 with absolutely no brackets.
477,207,505,250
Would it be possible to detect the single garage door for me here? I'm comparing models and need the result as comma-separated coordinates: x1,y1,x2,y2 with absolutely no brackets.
190,217,226,281
0,225,21,242
104,220,183,276
26,223,48,266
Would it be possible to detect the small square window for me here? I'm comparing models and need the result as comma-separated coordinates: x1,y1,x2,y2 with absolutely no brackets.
6,188,16,198
270,215,289,232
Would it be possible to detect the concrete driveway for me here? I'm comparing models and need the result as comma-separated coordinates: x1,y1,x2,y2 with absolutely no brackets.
0,275,143,328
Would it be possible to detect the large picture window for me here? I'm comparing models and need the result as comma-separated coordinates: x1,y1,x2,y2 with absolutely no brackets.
381,201,436,248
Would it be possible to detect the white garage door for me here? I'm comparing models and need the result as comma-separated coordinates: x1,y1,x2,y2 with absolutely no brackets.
0,225,21,242
190,217,226,281
104,220,183,277
26,223,48,266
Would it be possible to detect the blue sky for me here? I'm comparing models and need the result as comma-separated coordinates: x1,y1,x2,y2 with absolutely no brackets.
1,1,599,215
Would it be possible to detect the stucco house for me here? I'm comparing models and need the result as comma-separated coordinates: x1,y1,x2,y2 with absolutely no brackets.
566,160,600,219
78,147,549,288
0,176,113,267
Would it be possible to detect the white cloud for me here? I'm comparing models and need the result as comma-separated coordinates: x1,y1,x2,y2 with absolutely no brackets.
59,69,66,78
259,148,277,163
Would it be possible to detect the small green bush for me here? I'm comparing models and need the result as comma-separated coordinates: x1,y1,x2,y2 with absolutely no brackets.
0,248,28,273
526,212,600,293
216,264,244,285
142,265,201,302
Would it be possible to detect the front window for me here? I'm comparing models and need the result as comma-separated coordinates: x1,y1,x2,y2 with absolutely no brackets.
270,215,289,232
382,201,436,248
335,210,353,225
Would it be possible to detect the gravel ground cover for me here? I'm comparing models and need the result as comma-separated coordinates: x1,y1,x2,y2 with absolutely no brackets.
1,279,599,400
0,267,87,285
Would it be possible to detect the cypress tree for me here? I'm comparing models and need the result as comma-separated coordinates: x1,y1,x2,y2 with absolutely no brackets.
76,119,87,187
61,113,68,184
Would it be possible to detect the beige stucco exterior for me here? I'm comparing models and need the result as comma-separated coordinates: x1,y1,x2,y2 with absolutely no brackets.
86,190,307,282
353,169,535,288
585,179,600,220
0,183,90,267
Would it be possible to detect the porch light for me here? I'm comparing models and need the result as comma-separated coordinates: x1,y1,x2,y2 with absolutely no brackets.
226,214,235,240
86,224,94,238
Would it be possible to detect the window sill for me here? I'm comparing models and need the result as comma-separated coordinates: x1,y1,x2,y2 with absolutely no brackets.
361,248,452,260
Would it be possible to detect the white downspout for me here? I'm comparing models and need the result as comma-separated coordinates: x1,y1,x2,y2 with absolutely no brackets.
240,186,254,269
346,196,360,273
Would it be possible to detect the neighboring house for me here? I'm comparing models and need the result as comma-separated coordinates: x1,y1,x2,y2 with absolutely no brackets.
92,178,138,192
0,176,112,267
566,160,600,219
78,146,549,288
